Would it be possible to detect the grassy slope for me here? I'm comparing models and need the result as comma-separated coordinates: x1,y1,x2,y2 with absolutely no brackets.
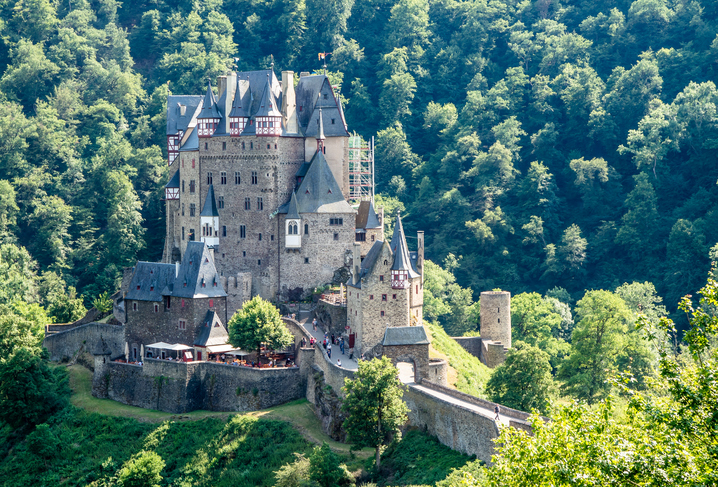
377,430,476,486
426,322,493,398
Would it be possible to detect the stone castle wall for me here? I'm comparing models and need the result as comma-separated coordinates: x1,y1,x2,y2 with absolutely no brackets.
44,322,125,362
480,291,511,348
315,299,348,337
452,336,483,358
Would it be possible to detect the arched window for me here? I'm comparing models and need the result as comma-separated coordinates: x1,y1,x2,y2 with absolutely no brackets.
304,224,309,235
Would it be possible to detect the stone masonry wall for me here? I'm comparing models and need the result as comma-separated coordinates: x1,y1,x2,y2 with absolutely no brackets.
452,336,482,359
403,384,499,465
44,322,125,362
315,299,348,337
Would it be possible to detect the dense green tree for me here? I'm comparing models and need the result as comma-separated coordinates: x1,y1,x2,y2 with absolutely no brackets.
227,296,293,364
308,442,353,487
116,450,165,487
558,290,631,403
342,357,409,468
486,343,554,414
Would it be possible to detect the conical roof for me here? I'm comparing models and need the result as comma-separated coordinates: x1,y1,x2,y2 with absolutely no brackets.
390,213,418,277
254,75,282,118
198,81,221,119
365,201,381,229
285,150,353,214
286,191,300,219
200,185,219,217
230,76,251,118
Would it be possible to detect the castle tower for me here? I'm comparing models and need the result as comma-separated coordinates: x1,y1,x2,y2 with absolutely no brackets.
285,191,301,249
200,184,219,248
197,81,221,137
480,291,511,348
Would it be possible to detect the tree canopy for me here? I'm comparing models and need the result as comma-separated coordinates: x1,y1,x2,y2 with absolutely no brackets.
227,296,293,363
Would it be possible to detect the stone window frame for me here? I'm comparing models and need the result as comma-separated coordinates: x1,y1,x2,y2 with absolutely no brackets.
189,180,196,193
304,257,309,264
220,172,227,184
304,223,309,235
393,294,397,299
257,197,263,211
369,295,374,300
133,302,137,311
222,225,227,237
189,203,196,217
218,196,224,209
178,319,186,330
379,275,384,282
154,304,159,313
244,198,251,210
333,233,339,241
240,225,246,238
382,294,387,301
235,171,241,184
381,311,385,317
207,172,213,185
189,228,195,241
329,218,343,226
251,171,258,184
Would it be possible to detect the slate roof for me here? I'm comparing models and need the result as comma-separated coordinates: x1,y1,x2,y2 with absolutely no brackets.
125,262,177,302
229,76,251,118
166,95,202,135
200,185,219,217
295,75,348,137
356,201,381,230
179,126,199,151
347,240,386,289
254,75,282,118
286,191,300,219
198,81,221,119
171,242,227,299
194,310,229,347
165,169,180,189
390,213,419,277
382,326,430,346
236,70,281,117
278,150,354,214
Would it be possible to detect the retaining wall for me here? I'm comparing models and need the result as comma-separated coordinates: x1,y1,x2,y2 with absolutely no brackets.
315,299,348,336
404,383,500,464
44,322,125,361
452,336,482,358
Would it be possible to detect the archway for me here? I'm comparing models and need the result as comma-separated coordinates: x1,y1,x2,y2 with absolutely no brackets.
396,360,416,384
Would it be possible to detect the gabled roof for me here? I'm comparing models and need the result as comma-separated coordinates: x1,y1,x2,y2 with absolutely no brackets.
125,262,177,302
171,242,227,299
382,326,430,346
286,191,300,219
198,81,221,119
194,310,229,347
229,76,251,118
236,70,281,117
179,126,198,151
165,169,180,189
200,185,219,217
356,201,382,230
254,75,282,118
279,150,354,214
166,95,202,135
295,75,349,137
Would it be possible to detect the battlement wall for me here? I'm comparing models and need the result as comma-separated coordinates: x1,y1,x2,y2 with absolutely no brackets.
44,322,125,362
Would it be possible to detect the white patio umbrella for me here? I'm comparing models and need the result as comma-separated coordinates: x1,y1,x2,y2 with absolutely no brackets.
140,344,144,359
124,342,129,361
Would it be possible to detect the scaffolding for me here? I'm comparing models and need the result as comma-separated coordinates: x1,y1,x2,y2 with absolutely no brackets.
348,133,374,201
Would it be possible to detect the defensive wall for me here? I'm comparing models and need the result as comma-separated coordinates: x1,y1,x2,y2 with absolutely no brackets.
44,322,125,362
314,298,348,337
452,335,509,368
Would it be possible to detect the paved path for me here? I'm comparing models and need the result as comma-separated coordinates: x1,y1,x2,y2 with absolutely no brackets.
296,309,359,371
409,382,517,428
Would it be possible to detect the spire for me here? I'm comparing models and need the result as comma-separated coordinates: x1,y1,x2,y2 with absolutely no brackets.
286,191,300,220
198,80,220,119
390,211,405,254
200,185,219,217
230,75,249,118
390,211,419,279
254,73,282,117
365,201,381,229
317,107,325,152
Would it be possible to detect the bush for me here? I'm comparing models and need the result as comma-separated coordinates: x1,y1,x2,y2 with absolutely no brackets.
117,450,165,487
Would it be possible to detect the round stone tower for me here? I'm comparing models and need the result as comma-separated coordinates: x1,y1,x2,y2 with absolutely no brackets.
480,291,511,349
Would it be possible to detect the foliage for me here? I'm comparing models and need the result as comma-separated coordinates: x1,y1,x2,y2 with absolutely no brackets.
308,442,354,487
342,357,409,468
93,291,113,315
227,296,293,360
274,453,313,487
485,343,554,414
379,429,475,485
117,450,165,487
423,257,479,336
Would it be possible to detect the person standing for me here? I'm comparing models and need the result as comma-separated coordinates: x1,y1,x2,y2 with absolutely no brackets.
340,339,344,355
327,343,332,358
312,318,318,331
494,406,500,421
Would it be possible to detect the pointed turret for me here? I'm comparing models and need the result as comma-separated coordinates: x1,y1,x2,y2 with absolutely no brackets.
390,212,406,254
197,81,221,137
254,74,282,136
365,201,381,229
390,212,419,289
230,75,251,135
285,191,301,249
200,185,220,247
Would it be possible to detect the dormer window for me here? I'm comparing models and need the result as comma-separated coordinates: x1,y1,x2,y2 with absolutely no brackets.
136,285,140,290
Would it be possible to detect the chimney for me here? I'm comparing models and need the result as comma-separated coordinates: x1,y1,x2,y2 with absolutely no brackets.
178,103,186,116
218,75,227,99
282,71,298,134
417,231,424,285
300,71,310,78
223,72,236,133
352,243,361,286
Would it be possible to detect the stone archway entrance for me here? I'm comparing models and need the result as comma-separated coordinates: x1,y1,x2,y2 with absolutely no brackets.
396,360,416,384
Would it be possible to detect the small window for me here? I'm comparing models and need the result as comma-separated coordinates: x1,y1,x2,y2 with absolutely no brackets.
267,144,271,149
190,203,196,217
189,228,195,241
179,319,186,330
370,295,374,300
271,234,274,241
133,302,137,311
334,233,339,240
209,299,213,307
182,226,185,240
235,171,241,184
182,204,185,216
154,304,159,313
259,233,262,241
371,235,375,242
192,159,195,168
181,299,185,307
250,142,254,149
221,172,227,184
416,285,419,294
251,171,258,184
274,144,277,149
304,223,309,235
204,142,208,150
380,275,384,282
323,94,328,99
240,225,246,238
304,257,309,264
222,225,226,237
207,172,213,185
136,285,140,290
257,197,263,210
331,119,335,124
258,259,261,265
244,198,251,210
182,180,185,192
218,196,224,209
382,294,387,301
243,251,246,257
242,142,245,150
381,311,385,317
222,141,226,150
393,294,397,299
